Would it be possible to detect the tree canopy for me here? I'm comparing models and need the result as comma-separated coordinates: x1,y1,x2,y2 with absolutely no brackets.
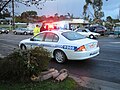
83,0,109,23
0,0,54,12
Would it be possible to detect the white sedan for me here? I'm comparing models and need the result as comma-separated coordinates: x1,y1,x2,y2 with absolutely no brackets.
19,30,100,63
75,28,100,39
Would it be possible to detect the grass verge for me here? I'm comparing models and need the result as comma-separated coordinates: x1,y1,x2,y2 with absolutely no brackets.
0,77,79,90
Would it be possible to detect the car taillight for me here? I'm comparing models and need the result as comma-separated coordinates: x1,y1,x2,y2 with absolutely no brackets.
75,45,86,51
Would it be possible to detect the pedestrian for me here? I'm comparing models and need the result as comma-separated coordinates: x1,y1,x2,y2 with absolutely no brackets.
33,25,40,36
40,24,46,32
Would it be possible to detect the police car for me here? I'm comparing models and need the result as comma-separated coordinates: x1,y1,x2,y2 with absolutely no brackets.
19,30,100,63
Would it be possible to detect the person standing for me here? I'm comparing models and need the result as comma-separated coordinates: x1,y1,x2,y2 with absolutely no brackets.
33,25,40,36
40,23,46,32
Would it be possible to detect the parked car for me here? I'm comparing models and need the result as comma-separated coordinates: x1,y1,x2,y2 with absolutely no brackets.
0,28,9,34
13,28,33,35
87,26,107,35
113,26,120,37
75,28,100,39
19,30,100,63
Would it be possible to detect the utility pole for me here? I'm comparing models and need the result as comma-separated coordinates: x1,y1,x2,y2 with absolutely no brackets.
12,0,15,29
118,5,120,20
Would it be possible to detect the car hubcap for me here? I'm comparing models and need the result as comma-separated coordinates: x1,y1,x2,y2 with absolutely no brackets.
21,45,26,50
55,52,64,63
90,35,94,39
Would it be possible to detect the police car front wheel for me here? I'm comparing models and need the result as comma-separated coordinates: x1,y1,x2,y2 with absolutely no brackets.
54,50,67,63
20,44,26,50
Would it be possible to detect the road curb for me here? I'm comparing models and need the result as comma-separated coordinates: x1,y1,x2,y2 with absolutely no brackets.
69,75,120,90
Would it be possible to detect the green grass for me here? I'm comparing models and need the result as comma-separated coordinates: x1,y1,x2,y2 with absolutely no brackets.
0,77,78,90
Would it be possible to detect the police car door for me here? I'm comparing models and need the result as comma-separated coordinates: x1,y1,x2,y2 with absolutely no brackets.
43,32,59,56
29,32,45,49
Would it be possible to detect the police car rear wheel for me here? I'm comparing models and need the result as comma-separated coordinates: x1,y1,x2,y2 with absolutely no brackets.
54,50,66,63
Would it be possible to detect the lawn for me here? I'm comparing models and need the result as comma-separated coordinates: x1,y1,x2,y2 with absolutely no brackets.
0,77,79,90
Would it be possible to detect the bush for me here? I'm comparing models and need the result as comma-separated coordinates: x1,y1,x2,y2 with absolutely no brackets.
0,47,51,83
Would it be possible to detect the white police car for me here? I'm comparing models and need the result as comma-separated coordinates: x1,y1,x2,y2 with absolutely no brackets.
19,30,100,63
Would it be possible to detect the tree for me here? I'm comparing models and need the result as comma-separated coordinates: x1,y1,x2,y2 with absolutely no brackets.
21,11,37,18
106,16,112,23
54,13,59,21
83,0,108,23
0,0,11,13
14,11,38,23
0,0,54,27
0,0,11,18
0,0,54,13
105,16,113,31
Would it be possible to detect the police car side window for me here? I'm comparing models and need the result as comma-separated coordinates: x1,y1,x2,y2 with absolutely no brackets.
45,33,59,42
45,33,54,42
53,34,59,42
33,33,45,41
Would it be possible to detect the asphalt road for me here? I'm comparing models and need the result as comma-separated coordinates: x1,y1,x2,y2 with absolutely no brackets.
0,33,120,84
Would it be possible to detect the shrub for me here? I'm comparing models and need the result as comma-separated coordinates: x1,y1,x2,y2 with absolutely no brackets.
0,47,51,82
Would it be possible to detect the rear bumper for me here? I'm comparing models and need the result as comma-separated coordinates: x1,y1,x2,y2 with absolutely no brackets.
66,47,100,60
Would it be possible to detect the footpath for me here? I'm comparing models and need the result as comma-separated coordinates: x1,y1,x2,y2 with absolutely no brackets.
70,75,120,90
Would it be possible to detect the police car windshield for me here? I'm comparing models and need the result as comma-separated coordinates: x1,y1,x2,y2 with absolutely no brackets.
62,31,85,40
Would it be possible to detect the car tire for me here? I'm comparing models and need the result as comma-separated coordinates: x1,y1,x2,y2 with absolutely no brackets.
24,32,27,35
89,34,94,39
20,44,26,50
14,32,17,35
6,31,8,34
54,50,67,63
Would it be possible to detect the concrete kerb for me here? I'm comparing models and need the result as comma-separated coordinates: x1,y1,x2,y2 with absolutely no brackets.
69,75,120,90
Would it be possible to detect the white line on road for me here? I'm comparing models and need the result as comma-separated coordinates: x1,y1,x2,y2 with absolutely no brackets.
110,42,120,44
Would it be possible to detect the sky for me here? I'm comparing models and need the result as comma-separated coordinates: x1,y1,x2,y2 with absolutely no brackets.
14,0,120,19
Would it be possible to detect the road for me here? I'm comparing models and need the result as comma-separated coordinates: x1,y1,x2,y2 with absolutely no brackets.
0,33,120,85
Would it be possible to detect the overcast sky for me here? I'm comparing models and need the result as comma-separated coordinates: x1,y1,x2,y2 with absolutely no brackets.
14,0,120,19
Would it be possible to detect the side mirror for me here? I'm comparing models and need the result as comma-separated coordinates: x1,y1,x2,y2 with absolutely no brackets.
30,38,34,41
